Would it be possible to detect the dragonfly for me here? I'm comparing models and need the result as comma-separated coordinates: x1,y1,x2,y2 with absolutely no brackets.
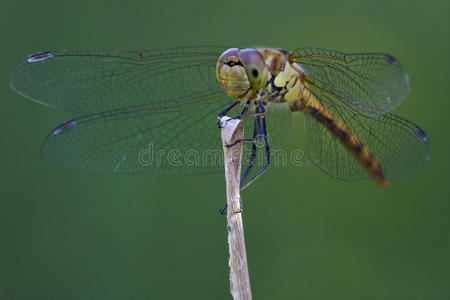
10,46,430,190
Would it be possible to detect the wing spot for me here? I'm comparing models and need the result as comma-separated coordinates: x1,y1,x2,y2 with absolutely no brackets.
27,51,54,63
384,55,399,65
53,120,77,135
413,126,428,142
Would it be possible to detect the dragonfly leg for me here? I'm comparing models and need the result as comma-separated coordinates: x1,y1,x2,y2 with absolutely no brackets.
240,99,271,191
217,100,241,128
240,117,261,188
234,101,265,119
240,99,251,115
219,204,228,215
221,100,260,126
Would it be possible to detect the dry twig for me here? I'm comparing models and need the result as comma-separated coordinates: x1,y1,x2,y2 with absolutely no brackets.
220,116,252,300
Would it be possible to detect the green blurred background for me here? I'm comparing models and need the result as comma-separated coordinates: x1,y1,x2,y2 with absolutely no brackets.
1,0,448,299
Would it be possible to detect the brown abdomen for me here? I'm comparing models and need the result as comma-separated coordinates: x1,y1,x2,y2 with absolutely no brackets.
303,105,388,187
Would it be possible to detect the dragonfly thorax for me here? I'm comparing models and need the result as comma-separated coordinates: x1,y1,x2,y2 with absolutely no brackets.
257,48,304,107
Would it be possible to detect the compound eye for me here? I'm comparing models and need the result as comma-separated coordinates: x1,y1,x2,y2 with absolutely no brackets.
238,48,266,70
218,48,240,64
238,49,268,90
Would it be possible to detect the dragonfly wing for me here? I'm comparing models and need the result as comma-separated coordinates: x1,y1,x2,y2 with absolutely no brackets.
294,47,410,117
303,88,430,181
10,46,228,113
41,89,230,175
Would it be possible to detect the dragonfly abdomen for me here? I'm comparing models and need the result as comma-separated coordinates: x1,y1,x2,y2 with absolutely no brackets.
303,104,388,187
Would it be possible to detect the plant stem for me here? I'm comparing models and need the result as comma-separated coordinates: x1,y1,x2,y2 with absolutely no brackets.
220,116,252,300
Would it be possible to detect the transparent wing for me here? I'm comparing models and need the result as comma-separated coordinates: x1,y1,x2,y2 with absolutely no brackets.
12,46,295,174
294,47,410,117
41,92,294,175
303,86,431,181
41,89,229,175
265,102,295,150
10,46,228,113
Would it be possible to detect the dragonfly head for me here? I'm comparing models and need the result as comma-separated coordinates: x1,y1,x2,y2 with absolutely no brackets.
216,48,269,99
